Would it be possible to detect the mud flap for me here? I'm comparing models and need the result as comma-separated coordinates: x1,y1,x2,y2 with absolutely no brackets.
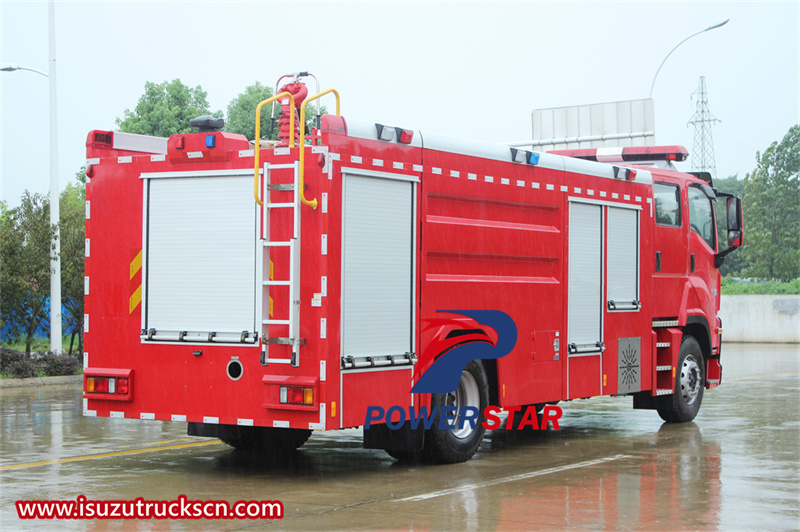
363,422,425,452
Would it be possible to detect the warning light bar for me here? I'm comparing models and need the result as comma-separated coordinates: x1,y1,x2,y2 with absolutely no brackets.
548,145,689,163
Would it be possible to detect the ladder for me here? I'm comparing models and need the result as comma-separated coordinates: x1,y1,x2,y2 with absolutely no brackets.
260,161,302,367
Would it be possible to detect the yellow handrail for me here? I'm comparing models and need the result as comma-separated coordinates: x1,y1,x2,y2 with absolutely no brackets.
299,88,341,210
253,92,295,206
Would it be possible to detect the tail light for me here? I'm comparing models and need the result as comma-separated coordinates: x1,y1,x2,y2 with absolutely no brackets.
84,369,133,401
279,386,314,405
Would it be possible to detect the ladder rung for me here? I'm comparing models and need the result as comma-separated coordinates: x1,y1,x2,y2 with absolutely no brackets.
268,184,295,191
265,337,306,346
263,319,290,325
263,241,292,247
657,365,672,371
267,202,295,209
263,280,291,286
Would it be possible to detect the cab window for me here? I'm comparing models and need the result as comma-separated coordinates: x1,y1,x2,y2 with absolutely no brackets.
654,182,681,226
688,185,716,249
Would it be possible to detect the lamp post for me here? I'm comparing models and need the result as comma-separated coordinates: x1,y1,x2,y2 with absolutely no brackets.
649,19,730,99
0,0,62,353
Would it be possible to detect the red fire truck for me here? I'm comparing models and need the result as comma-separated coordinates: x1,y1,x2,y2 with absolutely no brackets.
83,76,743,463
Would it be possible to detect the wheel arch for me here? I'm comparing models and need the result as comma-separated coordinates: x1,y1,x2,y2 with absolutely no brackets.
683,315,711,359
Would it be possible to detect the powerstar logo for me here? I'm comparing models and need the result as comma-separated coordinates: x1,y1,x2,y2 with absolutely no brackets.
412,310,517,394
364,310,563,432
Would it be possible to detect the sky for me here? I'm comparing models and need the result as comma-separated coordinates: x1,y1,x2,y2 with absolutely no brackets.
1,1,798,207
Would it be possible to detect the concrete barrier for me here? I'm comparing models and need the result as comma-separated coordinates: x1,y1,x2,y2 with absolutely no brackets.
720,295,800,343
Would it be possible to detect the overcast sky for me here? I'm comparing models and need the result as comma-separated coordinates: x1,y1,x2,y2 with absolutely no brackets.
1,1,798,207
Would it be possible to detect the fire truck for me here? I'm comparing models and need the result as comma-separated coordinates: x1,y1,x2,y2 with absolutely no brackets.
83,74,743,463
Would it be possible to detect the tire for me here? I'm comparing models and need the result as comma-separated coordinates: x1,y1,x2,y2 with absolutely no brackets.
423,360,489,464
657,336,705,423
221,427,312,453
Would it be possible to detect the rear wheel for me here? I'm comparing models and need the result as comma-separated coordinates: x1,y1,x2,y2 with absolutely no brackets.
221,427,312,453
657,336,705,423
423,360,489,464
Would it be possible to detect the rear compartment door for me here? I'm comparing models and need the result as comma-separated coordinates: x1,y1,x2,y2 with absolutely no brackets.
141,170,259,343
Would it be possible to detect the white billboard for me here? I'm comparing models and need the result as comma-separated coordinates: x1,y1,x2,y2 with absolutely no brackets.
518,99,655,151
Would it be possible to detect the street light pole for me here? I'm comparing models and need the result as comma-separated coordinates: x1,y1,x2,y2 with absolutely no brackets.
48,0,62,354
649,19,730,100
0,0,62,353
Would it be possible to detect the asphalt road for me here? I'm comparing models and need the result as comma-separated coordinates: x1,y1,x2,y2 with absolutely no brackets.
1,343,798,530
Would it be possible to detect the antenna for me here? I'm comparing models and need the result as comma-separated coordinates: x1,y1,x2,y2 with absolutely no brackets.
688,76,721,179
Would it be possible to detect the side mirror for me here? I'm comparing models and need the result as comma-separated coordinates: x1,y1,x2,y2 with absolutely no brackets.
727,197,743,247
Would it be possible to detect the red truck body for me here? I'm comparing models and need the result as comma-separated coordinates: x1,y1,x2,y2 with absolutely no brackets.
83,87,741,462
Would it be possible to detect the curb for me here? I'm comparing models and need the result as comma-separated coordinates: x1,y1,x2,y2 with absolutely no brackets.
0,375,83,389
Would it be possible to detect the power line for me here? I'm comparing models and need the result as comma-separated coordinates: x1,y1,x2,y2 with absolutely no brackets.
688,76,720,179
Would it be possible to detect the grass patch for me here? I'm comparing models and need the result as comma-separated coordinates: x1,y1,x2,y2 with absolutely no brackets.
721,278,800,295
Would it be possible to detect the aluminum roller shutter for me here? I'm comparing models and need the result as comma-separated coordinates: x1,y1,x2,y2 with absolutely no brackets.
607,207,639,305
342,173,414,359
567,202,603,349
144,174,258,335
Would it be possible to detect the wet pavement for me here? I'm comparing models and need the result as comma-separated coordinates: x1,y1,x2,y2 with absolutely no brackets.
1,343,798,530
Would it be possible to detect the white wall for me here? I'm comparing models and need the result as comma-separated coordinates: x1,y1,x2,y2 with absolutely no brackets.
720,295,800,343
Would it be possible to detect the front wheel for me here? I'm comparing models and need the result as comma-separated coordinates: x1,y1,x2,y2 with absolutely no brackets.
657,336,705,423
423,360,489,464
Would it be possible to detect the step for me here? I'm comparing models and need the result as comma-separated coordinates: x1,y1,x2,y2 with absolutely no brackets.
263,280,292,286
656,365,672,371
656,389,673,396
656,342,671,348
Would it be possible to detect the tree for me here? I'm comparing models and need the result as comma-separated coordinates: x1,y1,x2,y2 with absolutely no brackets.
225,81,277,141
0,192,53,355
742,124,800,281
116,79,222,138
225,81,329,141
60,170,86,355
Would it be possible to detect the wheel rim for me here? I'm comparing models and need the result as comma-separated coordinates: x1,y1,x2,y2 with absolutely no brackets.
446,370,480,439
680,354,702,405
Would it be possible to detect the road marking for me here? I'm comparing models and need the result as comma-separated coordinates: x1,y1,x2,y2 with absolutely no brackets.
394,454,633,502
0,440,222,472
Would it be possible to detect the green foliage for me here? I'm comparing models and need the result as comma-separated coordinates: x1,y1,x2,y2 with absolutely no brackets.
116,79,222,137
60,173,86,355
225,81,277,141
225,81,329,141
0,192,54,355
0,346,81,379
721,277,800,295
741,124,800,281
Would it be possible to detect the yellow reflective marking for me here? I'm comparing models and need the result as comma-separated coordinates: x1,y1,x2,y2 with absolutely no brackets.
270,260,274,280
331,401,336,417
269,297,274,317
603,374,607,387
0,440,222,471
129,285,142,314
130,250,143,280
